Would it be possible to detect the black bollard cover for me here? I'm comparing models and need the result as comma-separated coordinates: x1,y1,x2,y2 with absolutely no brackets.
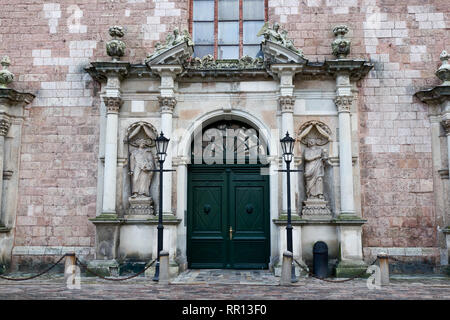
313,241,328,278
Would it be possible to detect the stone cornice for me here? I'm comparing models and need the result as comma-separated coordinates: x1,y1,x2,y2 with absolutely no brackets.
324,59,373,81
85,61,131,83
415,85,450,105
0,88,35,106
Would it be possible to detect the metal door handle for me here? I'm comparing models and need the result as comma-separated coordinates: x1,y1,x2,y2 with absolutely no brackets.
229,226,233,240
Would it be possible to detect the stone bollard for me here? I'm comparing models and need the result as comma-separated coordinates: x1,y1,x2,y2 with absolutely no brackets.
280,251,293,286
159,251,170,285
64,252,76,284
378,253,390,286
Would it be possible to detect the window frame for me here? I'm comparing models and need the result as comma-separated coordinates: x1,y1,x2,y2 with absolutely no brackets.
189,0,268,59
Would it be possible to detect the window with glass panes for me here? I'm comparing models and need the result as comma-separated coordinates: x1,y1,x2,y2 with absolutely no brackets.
190,0,267,59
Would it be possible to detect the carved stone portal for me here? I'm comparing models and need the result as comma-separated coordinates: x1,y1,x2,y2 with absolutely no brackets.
126,121,158,217
298,121,332,219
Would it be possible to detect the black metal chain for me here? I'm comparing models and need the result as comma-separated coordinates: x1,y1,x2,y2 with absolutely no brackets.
293,257,379,283
75,257,157,281
386,255,437,266
0,254,68,281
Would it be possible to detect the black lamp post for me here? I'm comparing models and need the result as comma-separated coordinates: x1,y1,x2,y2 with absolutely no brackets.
280,131,297,283
153,131,170,281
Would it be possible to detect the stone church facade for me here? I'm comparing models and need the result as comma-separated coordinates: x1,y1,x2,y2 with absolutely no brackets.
0,0,448,276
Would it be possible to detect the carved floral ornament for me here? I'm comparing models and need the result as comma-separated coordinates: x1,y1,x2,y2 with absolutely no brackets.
158,96,177,112
334,95,353,112
103,96,123,113
106,26,126,61
297,120,332,146
126,121,158,148
436,50,450,84
279,96,296,112
0,116,11,136
442,119,450,134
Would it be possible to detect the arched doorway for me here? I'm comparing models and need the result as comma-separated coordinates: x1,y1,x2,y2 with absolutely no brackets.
187,120,271,269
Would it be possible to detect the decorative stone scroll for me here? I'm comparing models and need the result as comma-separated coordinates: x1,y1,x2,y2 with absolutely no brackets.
145,28,194,66
298,121,332,219
126,121,158,217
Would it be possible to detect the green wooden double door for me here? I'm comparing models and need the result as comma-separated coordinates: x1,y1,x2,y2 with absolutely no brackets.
187,165,270,269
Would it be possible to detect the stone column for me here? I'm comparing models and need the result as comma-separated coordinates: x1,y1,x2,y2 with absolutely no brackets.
442,115,450,176
101,95,123,216
272,65,302,214
334,92,356,216
0,116,10,224
158,96,176,215
153,65,182,215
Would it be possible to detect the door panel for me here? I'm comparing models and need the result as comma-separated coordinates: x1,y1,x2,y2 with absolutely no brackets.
187,166,269,269
188,170,227,268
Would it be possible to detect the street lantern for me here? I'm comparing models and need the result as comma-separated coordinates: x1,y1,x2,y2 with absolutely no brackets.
153,131,170,281
156,131,170,162
280,131,297,282
280,132,295,162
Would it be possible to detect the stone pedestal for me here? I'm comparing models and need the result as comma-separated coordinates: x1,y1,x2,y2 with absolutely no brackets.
336,224,367,278
125,196,154,219
89,218,121,276
302,198,332,219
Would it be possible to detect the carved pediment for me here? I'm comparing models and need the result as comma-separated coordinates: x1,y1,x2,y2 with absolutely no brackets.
261,41,308,65
145,41,194,66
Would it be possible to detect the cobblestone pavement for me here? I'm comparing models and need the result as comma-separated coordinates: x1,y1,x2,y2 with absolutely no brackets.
0,272,449,299
172,269,279,285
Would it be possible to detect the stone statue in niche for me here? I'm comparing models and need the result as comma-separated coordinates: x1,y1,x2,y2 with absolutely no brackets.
298,121,332,218
126,122,158,217
130,138,155,198
304,138,327,200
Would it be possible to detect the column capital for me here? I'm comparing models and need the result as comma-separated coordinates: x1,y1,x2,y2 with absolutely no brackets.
103,96,123,114
158,96,177,114
442,118,450,135
279,96,295,113
0,116,11,136
334,95,353,113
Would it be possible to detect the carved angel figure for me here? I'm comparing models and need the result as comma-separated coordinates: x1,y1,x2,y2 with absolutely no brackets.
130,139,155,198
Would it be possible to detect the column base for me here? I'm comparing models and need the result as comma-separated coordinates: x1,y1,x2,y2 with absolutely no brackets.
86,259,120,277
336,260,368,278
145,259,179,279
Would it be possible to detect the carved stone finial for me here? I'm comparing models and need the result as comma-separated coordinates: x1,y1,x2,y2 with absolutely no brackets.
332,25,351,59
0,117,11,136
334,95,353,113
436,50,450,84
103,96,123,113
158,96,177,113
0,56,14,89
279,96,296,112
106,26,126,61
